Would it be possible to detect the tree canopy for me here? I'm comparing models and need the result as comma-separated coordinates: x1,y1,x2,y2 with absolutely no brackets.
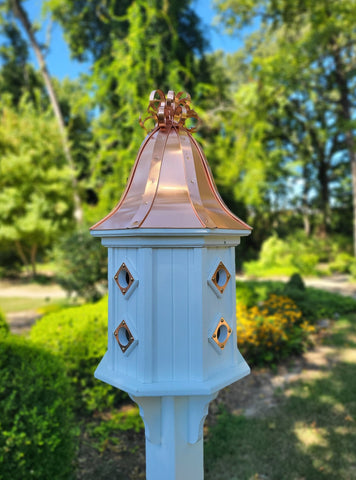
0,0,355,274
0,95,74,274
214,0,356,251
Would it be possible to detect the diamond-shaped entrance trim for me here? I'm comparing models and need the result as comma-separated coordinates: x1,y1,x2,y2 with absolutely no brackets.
211,261,231,294
114,263,134,295
211,317,232,349
114,320,135,353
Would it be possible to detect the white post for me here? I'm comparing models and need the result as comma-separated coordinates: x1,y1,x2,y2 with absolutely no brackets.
132,394,217,480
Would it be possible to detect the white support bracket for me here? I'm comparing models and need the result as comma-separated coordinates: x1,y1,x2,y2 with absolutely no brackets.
131,393,218,480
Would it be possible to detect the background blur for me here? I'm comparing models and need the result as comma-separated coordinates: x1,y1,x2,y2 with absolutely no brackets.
1,3,356,479
1,0,356,287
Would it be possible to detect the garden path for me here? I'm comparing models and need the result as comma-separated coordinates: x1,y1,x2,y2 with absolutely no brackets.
0,279,66,334
239,273,356,299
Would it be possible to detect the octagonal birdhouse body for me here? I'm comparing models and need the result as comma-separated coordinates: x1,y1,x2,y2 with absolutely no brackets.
91,229,250,396
90,90,252,479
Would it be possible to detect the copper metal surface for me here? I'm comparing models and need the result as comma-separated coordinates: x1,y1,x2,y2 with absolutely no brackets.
114,320,134,353
211,262,231,294
114,263,134,295
91,91,251,231
212,318,232,350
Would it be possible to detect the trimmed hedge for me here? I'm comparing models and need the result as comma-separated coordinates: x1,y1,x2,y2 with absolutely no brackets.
30,296,127,414
0,335,77,479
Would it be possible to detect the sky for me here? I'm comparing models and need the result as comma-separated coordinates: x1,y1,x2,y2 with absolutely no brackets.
19,0,244,81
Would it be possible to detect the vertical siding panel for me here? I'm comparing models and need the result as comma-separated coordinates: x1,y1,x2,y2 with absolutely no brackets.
139,247,153,383
153,248,173,382
172,248,189,381
229,246,237,365
108,247,115,372
112,247,119,373
189,247,203,381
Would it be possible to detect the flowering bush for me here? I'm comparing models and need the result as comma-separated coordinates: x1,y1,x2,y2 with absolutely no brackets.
236,294,314,365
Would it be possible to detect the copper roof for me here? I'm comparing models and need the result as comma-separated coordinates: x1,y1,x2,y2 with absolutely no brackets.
91,90,251,231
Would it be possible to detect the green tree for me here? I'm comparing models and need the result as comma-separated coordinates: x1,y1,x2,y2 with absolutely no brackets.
0,95,74,274
215,0,356,252
0,19,41,105
46,0,212,220
4,0,84,222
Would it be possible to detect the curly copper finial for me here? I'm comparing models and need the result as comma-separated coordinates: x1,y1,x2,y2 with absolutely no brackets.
140,89,200,133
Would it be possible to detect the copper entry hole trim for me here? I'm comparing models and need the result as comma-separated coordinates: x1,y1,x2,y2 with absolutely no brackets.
114,321,135,353
114,263,134,295
212,318,232,349
211,262,231,294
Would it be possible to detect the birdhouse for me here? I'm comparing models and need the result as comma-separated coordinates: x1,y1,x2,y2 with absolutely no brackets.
90,90,251,480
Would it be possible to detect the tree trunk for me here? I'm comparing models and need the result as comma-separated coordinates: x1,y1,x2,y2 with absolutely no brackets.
350,148,356,256
317,155,330,236
30,244,37,277
301,164,311,236
15,240,30,274
10,0,83,224
331,44,356,256
302,212,311,237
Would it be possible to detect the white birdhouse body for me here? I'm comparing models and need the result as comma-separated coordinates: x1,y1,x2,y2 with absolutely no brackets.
91,229,250,397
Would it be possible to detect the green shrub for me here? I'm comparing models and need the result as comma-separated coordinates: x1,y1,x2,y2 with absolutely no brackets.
243,235,319,277
0,335,77,480
236,281,257,308
236,279,356,323
236,279,285,306
87,405,144,452
288,287,356,322
285,273,305,291
350,259,356,280
0,309,9,338
30,296,127,414
329,252,355,274
53,229,107,301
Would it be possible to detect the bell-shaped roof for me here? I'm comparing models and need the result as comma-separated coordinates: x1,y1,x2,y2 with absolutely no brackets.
91,90,251,231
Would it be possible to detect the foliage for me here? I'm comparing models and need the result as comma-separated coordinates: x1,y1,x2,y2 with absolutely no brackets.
243,234,320,277
46,0,216,221
0,335,77,479
236,294,314,365
290,287,356,322
236,279,356,323
0,309,9,338
243,232,355,278
213,0,356,247
285,273,305,291
329,252,355,274
350,261,356,280
87,406,144,453
30,296,127,414
0,95,74,274
53,229,107,301
0,19,42,106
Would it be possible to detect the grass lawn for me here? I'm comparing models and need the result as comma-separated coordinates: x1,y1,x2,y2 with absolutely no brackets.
205,314,356,480
0,296,63,314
